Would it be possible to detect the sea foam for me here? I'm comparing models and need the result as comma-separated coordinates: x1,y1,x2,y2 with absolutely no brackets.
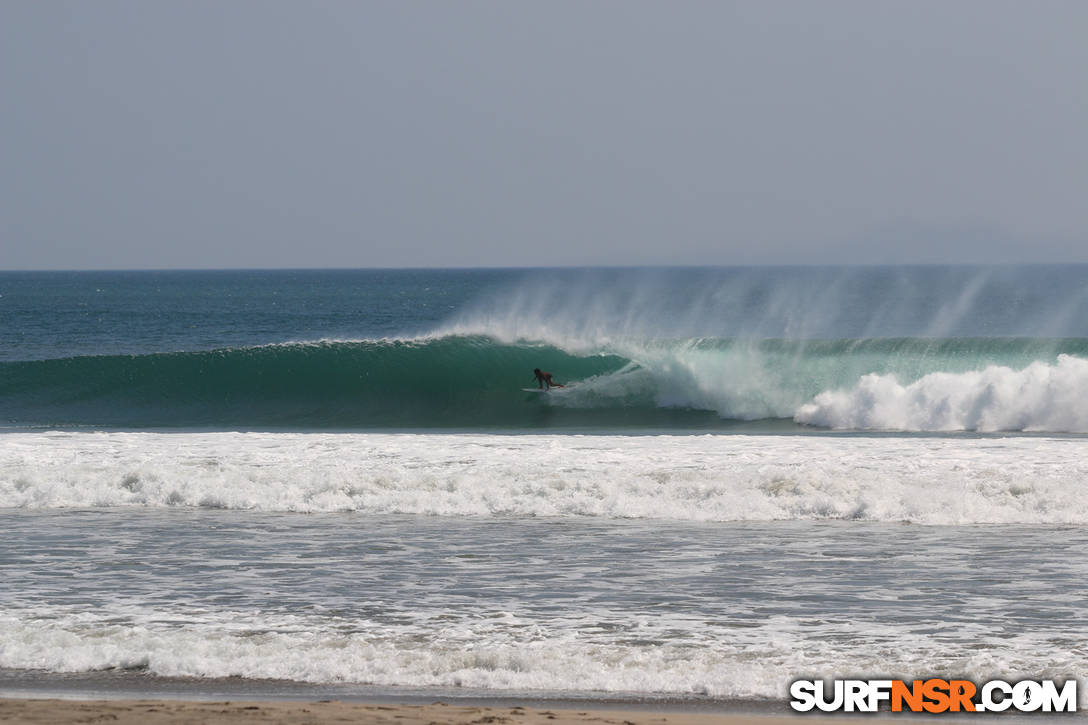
3,431,1088,524
1,605,1080,700
796,354,1088,432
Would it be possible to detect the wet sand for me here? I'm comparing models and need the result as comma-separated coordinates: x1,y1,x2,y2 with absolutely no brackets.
0,698,841,725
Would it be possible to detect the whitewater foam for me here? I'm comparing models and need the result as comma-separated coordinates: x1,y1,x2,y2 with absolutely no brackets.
2,604,1081,700
796,354,1088,432
438,320,1088,431
4,431,1088,524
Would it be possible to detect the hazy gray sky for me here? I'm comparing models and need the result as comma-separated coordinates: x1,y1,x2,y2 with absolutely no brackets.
2,1,1086,269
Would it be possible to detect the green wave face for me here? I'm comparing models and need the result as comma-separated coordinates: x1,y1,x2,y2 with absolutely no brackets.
2,335,1086,430
0,336,628,428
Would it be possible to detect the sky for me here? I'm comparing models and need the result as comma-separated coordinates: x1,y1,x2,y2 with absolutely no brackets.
2,1,1086,270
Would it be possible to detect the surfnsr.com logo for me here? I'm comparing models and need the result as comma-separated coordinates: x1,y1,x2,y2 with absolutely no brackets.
790,679,1077,713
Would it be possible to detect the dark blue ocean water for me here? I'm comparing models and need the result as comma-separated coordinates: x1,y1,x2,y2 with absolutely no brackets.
3,266,1087,359
0,269,497,361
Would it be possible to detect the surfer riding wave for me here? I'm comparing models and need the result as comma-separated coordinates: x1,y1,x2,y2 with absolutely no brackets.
533,368,564,390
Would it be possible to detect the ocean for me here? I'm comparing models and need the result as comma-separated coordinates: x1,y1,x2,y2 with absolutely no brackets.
1,266,1086,705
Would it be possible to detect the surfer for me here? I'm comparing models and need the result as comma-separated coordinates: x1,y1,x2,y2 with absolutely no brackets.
533,368,564,390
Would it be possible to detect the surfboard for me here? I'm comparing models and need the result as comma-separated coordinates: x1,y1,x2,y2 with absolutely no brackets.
522,388,549,393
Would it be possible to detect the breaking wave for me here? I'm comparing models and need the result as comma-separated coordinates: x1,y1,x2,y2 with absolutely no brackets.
797,354,1088,431
2,334,1087,432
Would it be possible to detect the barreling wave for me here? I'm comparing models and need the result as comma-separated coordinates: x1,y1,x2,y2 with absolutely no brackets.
0,336,626,429
2,334,1088,431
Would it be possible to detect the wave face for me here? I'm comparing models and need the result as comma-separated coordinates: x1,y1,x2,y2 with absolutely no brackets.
0,337,626,428
4,335,1088,431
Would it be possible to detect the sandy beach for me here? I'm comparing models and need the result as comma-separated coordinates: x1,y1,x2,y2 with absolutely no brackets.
0,698,832,725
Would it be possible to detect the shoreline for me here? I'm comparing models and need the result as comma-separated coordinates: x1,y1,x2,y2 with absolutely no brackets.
0,695,1071,725
0,672,801,725
0,698,839,725
0,669,784,714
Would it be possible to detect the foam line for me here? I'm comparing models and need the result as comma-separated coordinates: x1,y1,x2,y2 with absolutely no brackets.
796,354,1088,431
4,431,1088,523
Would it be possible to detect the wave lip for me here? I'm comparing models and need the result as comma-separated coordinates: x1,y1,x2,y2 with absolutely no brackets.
796,354,1088,432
